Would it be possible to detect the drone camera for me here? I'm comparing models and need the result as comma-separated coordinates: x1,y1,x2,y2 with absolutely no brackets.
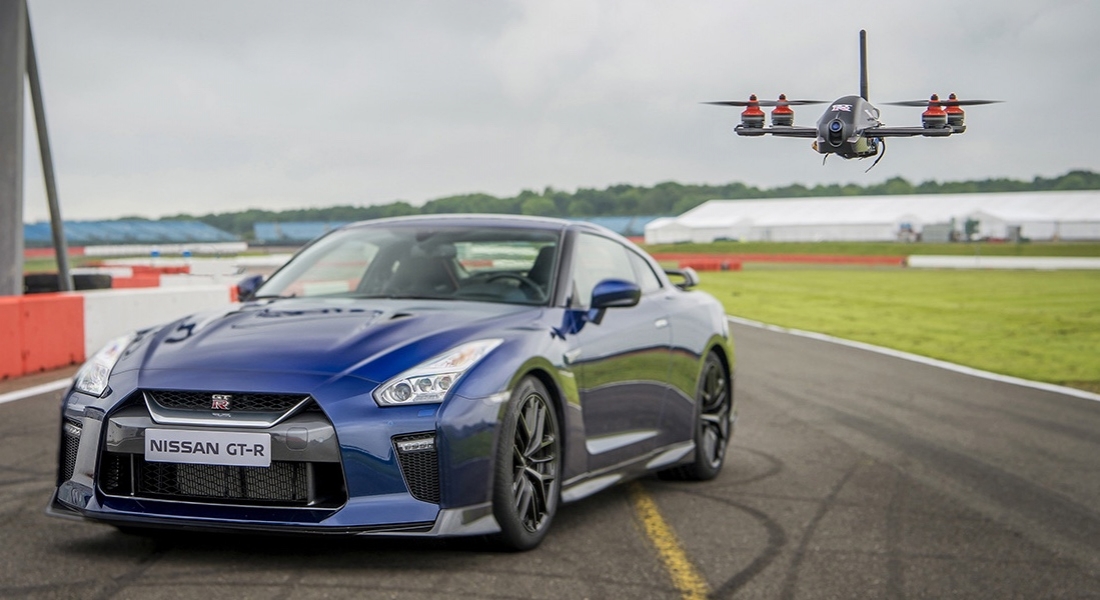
827,119,845,147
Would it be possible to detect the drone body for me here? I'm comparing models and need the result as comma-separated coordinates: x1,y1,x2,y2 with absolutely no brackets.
706,31,1000,167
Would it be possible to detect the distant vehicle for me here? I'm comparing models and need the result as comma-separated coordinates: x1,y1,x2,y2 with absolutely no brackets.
50,215,735,550
705,30,1001,169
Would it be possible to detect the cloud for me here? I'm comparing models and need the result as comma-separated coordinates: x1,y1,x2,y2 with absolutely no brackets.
19,0,1100,222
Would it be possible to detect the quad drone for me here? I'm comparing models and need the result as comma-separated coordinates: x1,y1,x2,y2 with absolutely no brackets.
705,30,1001,169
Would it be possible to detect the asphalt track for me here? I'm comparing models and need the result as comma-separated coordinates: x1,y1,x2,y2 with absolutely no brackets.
2,322,1099,599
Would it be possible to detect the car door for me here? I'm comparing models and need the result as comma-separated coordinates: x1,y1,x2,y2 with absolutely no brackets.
567,232,672,471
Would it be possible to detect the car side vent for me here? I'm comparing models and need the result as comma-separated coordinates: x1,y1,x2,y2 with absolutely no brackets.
58,420,81,485
393,433,440,504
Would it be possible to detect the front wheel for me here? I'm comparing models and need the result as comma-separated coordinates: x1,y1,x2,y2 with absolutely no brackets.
661,352,731,481
491,376,561,551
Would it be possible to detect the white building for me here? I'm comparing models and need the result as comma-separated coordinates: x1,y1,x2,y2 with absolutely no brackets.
645,190,1100,244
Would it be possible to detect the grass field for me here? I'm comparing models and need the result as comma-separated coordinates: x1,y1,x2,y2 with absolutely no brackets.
20,245,1100,393
697,268,1100,393
644,240,1100,257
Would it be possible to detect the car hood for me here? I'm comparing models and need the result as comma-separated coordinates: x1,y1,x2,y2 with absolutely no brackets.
123,297,541,381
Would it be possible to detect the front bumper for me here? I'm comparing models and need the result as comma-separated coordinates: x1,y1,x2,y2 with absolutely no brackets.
50,375,508,537
46,493,500,537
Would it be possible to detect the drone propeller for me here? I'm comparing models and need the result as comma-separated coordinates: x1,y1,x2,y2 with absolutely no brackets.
885,94,1002,107
703,94,827,107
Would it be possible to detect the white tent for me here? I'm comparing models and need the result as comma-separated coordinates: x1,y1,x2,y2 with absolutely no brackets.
645,190,1100,243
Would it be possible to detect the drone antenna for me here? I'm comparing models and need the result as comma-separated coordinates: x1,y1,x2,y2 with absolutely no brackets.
859,29,869,100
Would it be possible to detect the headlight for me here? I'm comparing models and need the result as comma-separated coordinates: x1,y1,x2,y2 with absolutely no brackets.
73,333,135,397
373,339,503,406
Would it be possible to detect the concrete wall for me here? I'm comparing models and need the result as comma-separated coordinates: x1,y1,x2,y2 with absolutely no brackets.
907,256,1100,270
1,285,236,380
81,285,236,357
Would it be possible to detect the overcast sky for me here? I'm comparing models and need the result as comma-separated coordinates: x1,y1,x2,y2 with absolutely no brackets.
19,0,1100,222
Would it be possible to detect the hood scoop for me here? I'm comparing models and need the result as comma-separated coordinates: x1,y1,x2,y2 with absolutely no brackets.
231,306,384,329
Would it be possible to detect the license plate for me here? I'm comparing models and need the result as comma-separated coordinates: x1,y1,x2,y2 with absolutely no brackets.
145,429,271,468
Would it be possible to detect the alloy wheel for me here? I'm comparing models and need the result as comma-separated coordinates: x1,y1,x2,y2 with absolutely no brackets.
510,390,559,532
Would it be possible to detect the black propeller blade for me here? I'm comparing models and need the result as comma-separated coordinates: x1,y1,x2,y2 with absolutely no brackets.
703,99,827,107
885,98,1002,107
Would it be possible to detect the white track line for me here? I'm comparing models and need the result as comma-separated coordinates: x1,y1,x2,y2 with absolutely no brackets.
0,379,72,406
3,320,1096,407
728,315,1100,404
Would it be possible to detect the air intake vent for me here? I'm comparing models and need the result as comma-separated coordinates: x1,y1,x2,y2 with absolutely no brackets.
140,461,309,503
98,454,346,508
393,433,440,504
58,420,81,484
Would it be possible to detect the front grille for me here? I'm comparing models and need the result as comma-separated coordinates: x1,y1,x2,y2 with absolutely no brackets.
146,390,309,413
140,461,308,503
394,433,440,504
101,451,126,492
58,420,81,484
99,454,346,508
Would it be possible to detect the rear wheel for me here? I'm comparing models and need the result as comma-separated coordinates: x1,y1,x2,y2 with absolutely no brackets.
491,376,561,551
662,352,731,481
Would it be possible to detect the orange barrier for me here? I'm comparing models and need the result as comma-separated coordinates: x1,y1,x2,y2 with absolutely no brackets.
652,253,906,267
111,273,161,288
131,265,190,275
23,246,86,259
0,293,85,379
677,259,742,272
0,298,21,379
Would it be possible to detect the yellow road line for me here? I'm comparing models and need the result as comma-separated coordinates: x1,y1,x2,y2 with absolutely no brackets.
628,481,710,600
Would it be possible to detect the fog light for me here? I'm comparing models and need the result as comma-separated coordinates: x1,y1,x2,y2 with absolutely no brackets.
63,421,82,438
396,437,435,453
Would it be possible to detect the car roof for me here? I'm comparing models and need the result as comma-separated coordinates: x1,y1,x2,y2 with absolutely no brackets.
342,213,613,235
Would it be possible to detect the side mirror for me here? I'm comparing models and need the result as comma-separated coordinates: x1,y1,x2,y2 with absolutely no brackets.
553,279,642,337
236,274,264,301
664,267,699,290
588,279,640,325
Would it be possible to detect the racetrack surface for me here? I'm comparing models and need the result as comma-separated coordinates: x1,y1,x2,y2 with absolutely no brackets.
3,322,1099,599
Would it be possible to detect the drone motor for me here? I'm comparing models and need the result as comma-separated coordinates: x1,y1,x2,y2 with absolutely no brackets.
945,93,966,133
739,94,766,135
921,94,949,129
771,94,795,126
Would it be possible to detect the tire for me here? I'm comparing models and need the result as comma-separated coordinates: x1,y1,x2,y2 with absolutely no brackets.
661,352,732,481
491,376,562,551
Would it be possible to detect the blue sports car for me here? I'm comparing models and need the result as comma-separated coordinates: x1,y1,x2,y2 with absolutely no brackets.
50,215,735,550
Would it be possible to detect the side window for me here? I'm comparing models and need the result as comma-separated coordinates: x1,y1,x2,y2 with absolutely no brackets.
629,251,662,295
572,233,637,306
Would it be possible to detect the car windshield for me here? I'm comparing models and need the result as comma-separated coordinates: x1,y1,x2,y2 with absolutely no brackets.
255,224,560,306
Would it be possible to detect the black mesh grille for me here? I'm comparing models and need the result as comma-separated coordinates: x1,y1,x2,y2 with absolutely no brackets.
394,433,440,504
100,453,128,493
98,452,346,507
146,390,309,413
58,420,81,484
138,461,309,503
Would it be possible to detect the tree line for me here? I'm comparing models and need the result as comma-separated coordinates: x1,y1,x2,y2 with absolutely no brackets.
158,170,1100,239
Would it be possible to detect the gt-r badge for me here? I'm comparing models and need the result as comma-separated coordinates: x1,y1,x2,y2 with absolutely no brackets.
211,394,232,410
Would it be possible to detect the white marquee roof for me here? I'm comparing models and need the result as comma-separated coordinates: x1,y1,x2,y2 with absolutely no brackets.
668,190,1100,229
